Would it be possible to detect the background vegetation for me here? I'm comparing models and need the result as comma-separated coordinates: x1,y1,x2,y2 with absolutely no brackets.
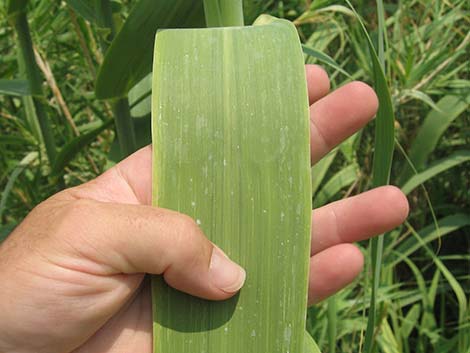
1,0,469,352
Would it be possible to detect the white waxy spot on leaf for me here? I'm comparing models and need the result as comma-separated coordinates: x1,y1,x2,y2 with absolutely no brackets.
284,326,292,343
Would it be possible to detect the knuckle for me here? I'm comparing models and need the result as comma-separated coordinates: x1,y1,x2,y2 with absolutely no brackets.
63,198,98,221
51,199,101,239
175,214,200,236
172,214,210,266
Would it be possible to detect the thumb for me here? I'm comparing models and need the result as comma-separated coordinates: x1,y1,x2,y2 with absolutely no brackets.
43,197,246,300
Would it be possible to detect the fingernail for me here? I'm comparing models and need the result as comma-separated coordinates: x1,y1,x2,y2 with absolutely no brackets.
209,247,246,293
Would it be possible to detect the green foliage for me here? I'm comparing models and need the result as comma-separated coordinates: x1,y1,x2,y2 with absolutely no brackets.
0,79,30,96
51,119,112,175
398,94,470,183
95,0,205,99
0,0,469,352
64,0,101,24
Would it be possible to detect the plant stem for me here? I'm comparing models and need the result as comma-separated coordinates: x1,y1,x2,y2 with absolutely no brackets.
94,0,116,51
203,0,244,27
34,48,100,174
112,98,137,157
327,295,337,353
11,9,57,164
68,8,96,78
95,0,137,158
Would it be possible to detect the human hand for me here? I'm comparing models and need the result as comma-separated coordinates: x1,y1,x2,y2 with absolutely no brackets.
0,65,408,353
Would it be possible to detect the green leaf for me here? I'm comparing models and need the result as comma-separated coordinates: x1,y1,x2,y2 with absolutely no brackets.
0,79,31,96
95,0,205,99
389,213,470,267
22,95,44,145
203,0,244,27
107,115,151,163
128,73,152,118
400,304,421,338
327,296,337,353
304,330,323,353
345,1,395,352
151,15,313,352
405,220,468,352
398,94,470,183
0,135,33,146
65,0,100,24
401,150,470,195
296,4,355,23
242,0,268,25
302,45,352,79
133,114,152,147
0,152,37,220
400,89,443,113
6,0,28,16
51,119,112,175
313,164,358,208
339,132,360,162
311,149,337,196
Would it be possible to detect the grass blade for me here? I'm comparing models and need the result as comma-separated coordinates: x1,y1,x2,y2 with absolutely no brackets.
0,152,37,220
327,296,337,353
51,119,112,175
391,214,470,266
405,221,469,352
345,1,395,352
399,89,443,113
128,73,152,118
0,79,30,96
203,0,244,27
311,149,337,196
8,2,58,164
401,150,470,195
64,0,100,24
304,330,322,353
398,94,470,184
313,163,358,208
302,44,352,79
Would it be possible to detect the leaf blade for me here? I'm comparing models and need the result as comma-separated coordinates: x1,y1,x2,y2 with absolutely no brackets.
0,79,31,96
151,16,312,352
